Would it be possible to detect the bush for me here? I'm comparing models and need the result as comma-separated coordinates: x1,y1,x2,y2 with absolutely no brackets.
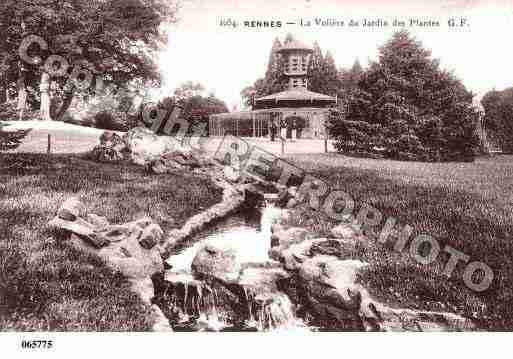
0,102,18,121
61,112,96,128
0,123,31,151
94,111,127,131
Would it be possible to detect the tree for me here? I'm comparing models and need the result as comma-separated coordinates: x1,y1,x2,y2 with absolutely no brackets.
332,30,479,161
340,59,363,95
321,51,341,97
0,0,178,121
307,41,325,94
174,81,206,100
481,87,513,153
154,87,228,136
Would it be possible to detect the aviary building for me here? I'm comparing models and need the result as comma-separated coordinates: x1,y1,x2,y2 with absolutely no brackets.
209,39,336,140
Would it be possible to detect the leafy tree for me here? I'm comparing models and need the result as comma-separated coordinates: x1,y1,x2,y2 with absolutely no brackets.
153,88,228,136
307,41,325,94
174,81,206,100
0,0,178,121
332,30,479,161
340,59,363,96
481,87,513,153
320,51,340,96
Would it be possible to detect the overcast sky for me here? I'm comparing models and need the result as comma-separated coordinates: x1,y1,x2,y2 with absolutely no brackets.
158,0,513,109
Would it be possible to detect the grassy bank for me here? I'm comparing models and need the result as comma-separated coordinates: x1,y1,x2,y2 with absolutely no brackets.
283,153,513,330
0,153,222,331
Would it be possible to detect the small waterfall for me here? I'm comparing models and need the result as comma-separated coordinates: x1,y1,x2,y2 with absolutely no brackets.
157,199,310,332
259,200,282,237
161,273,231,331
243,289,308,332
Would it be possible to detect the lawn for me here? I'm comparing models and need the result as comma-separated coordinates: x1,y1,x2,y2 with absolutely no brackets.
0,153,221,331
283,153,513,330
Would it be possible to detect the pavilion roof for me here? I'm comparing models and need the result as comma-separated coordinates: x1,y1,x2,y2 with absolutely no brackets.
255,89,336,103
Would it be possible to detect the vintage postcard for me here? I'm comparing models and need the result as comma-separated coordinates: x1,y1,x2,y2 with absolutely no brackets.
1,0,512,357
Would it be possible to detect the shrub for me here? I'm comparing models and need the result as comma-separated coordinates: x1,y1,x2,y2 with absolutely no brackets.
94,111,127,132
0,123,31,151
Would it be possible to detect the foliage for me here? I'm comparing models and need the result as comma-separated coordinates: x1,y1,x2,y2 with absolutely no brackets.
0,122,31,151
481,87,513,153
0,0,178,120
331,31,479,162
154,87,228,135
94,111,128,132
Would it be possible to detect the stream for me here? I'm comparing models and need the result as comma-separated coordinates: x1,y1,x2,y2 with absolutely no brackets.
153,201,311,332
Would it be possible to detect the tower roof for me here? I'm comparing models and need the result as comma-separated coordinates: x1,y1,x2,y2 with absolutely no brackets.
277,39,313,53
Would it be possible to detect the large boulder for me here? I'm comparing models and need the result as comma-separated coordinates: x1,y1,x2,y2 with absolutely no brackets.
331,222,362,243
270,238,327,271
149,150,201,174
90,131,127,163
191,244,242,284
123,127,182,166
57,197,87,221
100,131,126,150
90,145,124,163
297,255,368,330
223,165,241,182
67,218,164,302
48,198,164,303
270,227,312,249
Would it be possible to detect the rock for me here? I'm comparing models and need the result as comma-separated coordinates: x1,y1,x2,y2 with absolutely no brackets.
238,265,290,296
164,150,200,168
150,304,173,332
288,186,298,198
223,165,241,182
263,193,278,202
277,189,291,207
91,145,125,163
271,238,327,271
49,215,95,237
124,127,182,166
150,150,202,174
270,227,312,249
87,214,109,228
139,223,164,250
100,131,124,146
57,197,87,221
309,239,344,257
68,218,164,280
331,223,359,242
191,244,242,284
286,198,298,208
128,276,155,304
297,256,368,330
94,225,132,244
270,223,284,234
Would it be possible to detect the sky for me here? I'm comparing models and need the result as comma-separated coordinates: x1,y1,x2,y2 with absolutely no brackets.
158,0,513,109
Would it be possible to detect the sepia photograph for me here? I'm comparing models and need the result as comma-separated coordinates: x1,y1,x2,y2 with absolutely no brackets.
1,0,513,356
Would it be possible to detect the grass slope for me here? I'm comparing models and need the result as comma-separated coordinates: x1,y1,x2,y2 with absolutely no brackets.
0,153,221,331
284,153,513,330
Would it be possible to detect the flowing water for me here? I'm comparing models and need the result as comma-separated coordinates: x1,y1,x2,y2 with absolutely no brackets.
159,201,310,332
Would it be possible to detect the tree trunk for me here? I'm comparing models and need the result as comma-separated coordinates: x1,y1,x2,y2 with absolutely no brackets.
40,71,51,121
0,75,6,104
50,85,74,121
17,75,27,121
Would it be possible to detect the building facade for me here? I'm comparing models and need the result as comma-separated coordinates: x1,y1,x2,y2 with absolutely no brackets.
209,38,337,140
